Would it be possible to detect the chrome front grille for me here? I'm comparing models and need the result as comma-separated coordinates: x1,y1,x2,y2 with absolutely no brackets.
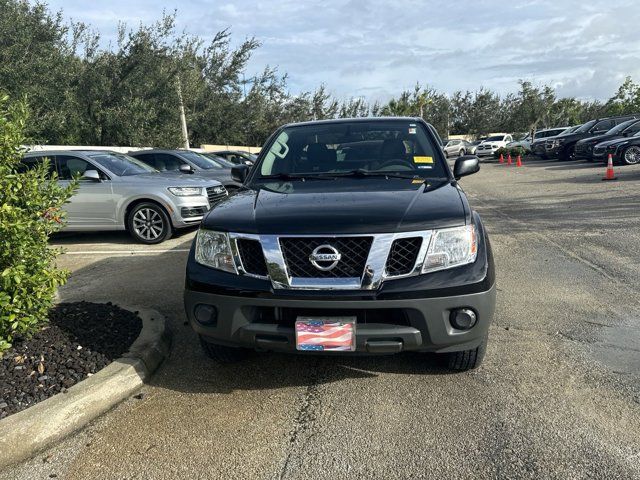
206,186,227,206
227,231,433,290
280,237,373,278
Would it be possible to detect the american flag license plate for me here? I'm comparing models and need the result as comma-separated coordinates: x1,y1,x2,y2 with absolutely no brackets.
295,317,356,352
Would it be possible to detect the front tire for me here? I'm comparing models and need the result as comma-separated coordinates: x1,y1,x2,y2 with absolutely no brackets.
199,335,249,363
622,146,640,165
447,336,487,371
459,149,466,157
127,202,172,244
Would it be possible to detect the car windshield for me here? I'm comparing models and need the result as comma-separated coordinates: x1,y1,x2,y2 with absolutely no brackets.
573,120,597,134
484,135,505,142
255,120,447,180
88,152,157,176
180,151,223,170
607,119,639,135
204,154,235,168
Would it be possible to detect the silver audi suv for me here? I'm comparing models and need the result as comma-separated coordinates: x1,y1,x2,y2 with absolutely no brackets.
22,150,227,243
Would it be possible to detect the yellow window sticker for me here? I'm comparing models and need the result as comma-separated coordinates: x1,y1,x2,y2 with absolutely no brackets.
413,156,433,164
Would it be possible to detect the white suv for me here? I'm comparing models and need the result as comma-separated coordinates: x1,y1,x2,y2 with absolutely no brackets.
475,134,513,158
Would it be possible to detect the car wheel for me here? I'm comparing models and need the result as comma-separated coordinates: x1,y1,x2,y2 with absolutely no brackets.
199,335,249,363
459,149,466,157
559,146,574,162
443,151,449,159
622,146,640,165
446,336,487,371
127,202,172,244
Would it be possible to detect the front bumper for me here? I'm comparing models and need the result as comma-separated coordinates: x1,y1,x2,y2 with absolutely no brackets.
185,284,495,354
169,195,211,228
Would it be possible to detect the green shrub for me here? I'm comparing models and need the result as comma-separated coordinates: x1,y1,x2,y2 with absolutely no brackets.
494,145,527,158
0,96,76,354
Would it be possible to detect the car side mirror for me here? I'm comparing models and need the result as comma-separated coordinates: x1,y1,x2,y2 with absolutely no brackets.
81,170,101,182
453,155,480,180
231,164,250,183
179,164,194,174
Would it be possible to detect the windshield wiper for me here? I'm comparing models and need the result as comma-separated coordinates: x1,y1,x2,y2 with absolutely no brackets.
258,173,334,181
322,169,419,180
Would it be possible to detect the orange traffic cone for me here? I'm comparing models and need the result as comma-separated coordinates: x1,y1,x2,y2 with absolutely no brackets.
516,155,522,167
602,154,616,181
499,153,504,164
507,154,512,165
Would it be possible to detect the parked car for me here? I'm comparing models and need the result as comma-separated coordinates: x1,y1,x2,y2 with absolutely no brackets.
212,150,257,166
509,127,570,153
574,118,640,161
442,139,473,158
467,140,483,155
475,134,514,158
593,130,640,165
22,150,227,244
184,117,496,370
532,126,579,158
128,149,241,192
545,114,640,160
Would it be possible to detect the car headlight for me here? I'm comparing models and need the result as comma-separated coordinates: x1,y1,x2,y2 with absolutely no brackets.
168,186,203,196
422,225,477,273
195,230,237,273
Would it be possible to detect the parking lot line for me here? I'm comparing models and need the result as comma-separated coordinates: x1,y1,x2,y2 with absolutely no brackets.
62,249,191,256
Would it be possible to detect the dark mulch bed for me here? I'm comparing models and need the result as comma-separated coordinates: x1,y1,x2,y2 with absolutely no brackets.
0,301,142,419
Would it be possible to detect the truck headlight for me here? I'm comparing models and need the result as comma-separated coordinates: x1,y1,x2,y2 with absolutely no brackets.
168,186,203,196
422,225,477,273
195,230,236,273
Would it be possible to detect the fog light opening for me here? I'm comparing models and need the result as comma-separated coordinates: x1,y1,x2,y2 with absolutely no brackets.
450,308,477,330
194,304,218,326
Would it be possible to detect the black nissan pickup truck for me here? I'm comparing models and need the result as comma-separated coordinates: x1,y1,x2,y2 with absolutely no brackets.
184,118,496,371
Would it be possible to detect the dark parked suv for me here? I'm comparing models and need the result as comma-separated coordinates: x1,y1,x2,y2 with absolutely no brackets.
574,118,640,161
184,118,496,371
545,114,640,160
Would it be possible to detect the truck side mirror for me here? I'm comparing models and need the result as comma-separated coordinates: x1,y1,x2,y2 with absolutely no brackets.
231,164,250,183
179,164,194,174
453,155,480,179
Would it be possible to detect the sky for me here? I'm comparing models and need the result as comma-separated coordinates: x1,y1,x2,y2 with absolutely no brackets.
43,0,640,103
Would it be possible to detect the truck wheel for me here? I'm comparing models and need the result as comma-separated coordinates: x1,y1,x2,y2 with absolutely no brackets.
199,335,249,363
127,202,172,244
622,146,640,165
447,336,487,371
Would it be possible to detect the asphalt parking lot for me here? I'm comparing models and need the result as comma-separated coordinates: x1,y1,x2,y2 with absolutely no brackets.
3,158,640,479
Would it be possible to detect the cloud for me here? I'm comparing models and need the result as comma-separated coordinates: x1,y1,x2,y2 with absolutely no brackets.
42,0,640,101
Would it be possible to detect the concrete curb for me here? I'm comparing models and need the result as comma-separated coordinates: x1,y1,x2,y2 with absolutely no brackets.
0,305,171,469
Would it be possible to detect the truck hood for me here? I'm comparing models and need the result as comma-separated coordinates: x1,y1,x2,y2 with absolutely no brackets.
202,178,468,234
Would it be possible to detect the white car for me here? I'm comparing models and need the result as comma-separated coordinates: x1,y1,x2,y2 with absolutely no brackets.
507,128,570,153
475,134,513,158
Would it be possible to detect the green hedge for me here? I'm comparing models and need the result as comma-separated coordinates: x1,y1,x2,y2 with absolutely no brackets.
494,146,527,158
0,96,76,354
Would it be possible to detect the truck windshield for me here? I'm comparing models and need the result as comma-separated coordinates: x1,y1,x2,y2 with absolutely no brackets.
256,120,446,179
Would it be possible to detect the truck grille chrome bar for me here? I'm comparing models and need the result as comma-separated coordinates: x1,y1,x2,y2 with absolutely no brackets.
228,231,435,290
